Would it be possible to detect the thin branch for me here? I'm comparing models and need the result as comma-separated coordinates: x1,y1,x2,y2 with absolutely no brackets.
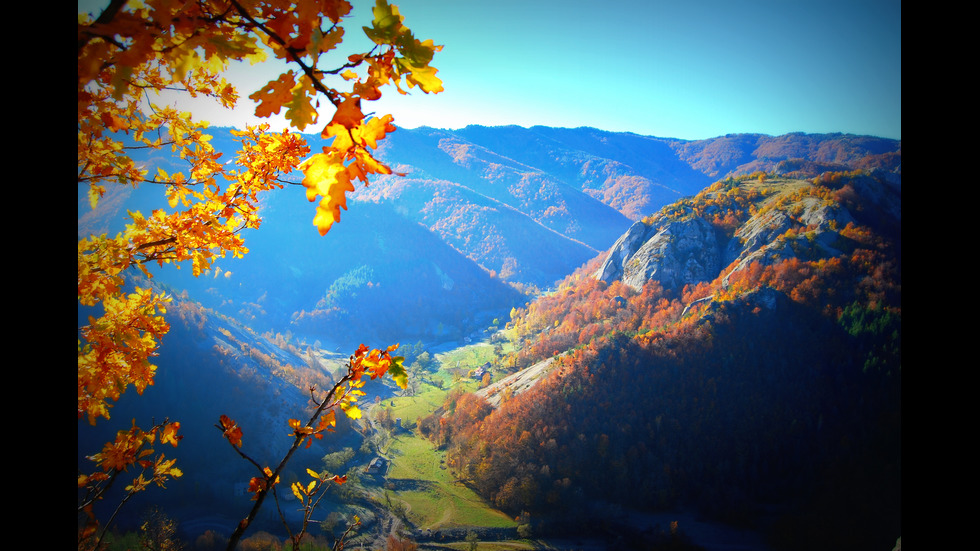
223,371,352,551
225,0,379,107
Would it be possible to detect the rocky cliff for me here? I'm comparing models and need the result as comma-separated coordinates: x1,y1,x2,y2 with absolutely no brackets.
596,215,722,292
596,171,900,293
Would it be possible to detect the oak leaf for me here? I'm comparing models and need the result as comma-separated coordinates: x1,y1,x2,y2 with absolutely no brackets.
301,153,355,235
330,97,364,129
249,72,297,118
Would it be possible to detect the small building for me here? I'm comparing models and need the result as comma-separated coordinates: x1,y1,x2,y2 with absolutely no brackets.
471,362,491,379
365,457,387,475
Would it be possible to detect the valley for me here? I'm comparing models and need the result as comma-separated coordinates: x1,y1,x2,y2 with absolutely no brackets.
80,127,900,551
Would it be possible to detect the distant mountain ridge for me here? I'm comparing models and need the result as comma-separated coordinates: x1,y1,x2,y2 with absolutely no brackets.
77,125,900,348
354,125,899,289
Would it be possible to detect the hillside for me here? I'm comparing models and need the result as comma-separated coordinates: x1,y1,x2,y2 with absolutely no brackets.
78,126,900,332
430,171,901,551
79,125,900,550
77,289,380,539
356,126,899,290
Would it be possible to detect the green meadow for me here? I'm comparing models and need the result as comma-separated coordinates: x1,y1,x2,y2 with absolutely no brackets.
370,341,518,531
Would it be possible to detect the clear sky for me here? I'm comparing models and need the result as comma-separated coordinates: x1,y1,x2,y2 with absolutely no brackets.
84,0,902,141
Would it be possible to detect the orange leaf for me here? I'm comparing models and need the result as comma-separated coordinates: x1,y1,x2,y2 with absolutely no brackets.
317,409,337,432
330,97,364,129
249,72,296,118
219,415,243,448
161,422,182,447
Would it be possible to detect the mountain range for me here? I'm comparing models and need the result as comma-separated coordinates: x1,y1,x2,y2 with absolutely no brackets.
78,124,901,549
78,126,900,347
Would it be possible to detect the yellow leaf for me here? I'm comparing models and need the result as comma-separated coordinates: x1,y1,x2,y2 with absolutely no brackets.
285,79,319,131
355,114,397,150
88,184,105,209
301,153,355,235
344,404,362,419
405,64,444,93
323,123,354,151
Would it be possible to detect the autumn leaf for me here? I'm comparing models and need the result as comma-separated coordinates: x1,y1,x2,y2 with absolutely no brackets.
301,152,356,235
219,415,243,448
322,0,354,23
356,115,397,150
399,37,442,68
362,350,389,380
247,477,265,499
264,466,279,484
343,404,362,420
315,409,337,433
404,63,444,93
291,482,305,501
388,355,408,389
100,111,129,132
284,77,319,130
160,422,182,447
323,122,355,150
249,71,297,119
362,0,405,45
288,418,311,435
330,97,364,129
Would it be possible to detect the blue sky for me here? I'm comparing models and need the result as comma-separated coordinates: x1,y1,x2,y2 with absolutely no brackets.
83,0,901,140
374,0,902,140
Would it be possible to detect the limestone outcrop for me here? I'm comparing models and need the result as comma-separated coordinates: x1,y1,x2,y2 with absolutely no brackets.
596,215,722,292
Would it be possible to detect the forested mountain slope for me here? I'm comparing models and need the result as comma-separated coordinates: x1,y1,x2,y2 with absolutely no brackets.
79,125,900,548
429,170,901,551
358,125,899,290
78,126,900,347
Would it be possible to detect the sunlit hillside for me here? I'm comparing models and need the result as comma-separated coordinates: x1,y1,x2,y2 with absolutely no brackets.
429,171,900,551
79,127,900,551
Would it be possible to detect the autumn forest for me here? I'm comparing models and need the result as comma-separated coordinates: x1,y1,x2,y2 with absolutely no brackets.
78,2,900,551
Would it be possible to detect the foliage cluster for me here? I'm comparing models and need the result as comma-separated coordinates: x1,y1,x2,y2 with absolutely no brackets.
429,174,900,549
79,0,440,547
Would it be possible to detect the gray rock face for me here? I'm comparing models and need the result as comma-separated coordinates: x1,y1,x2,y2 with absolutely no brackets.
595,220,655,283
596,215,722,292
596,175,899,294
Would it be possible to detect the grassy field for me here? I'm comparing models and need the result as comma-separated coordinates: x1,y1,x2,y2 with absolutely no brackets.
385,432,516,530
371,341,518,532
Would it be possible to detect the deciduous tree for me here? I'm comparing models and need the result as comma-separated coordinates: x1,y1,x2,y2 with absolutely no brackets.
78,0,439,546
